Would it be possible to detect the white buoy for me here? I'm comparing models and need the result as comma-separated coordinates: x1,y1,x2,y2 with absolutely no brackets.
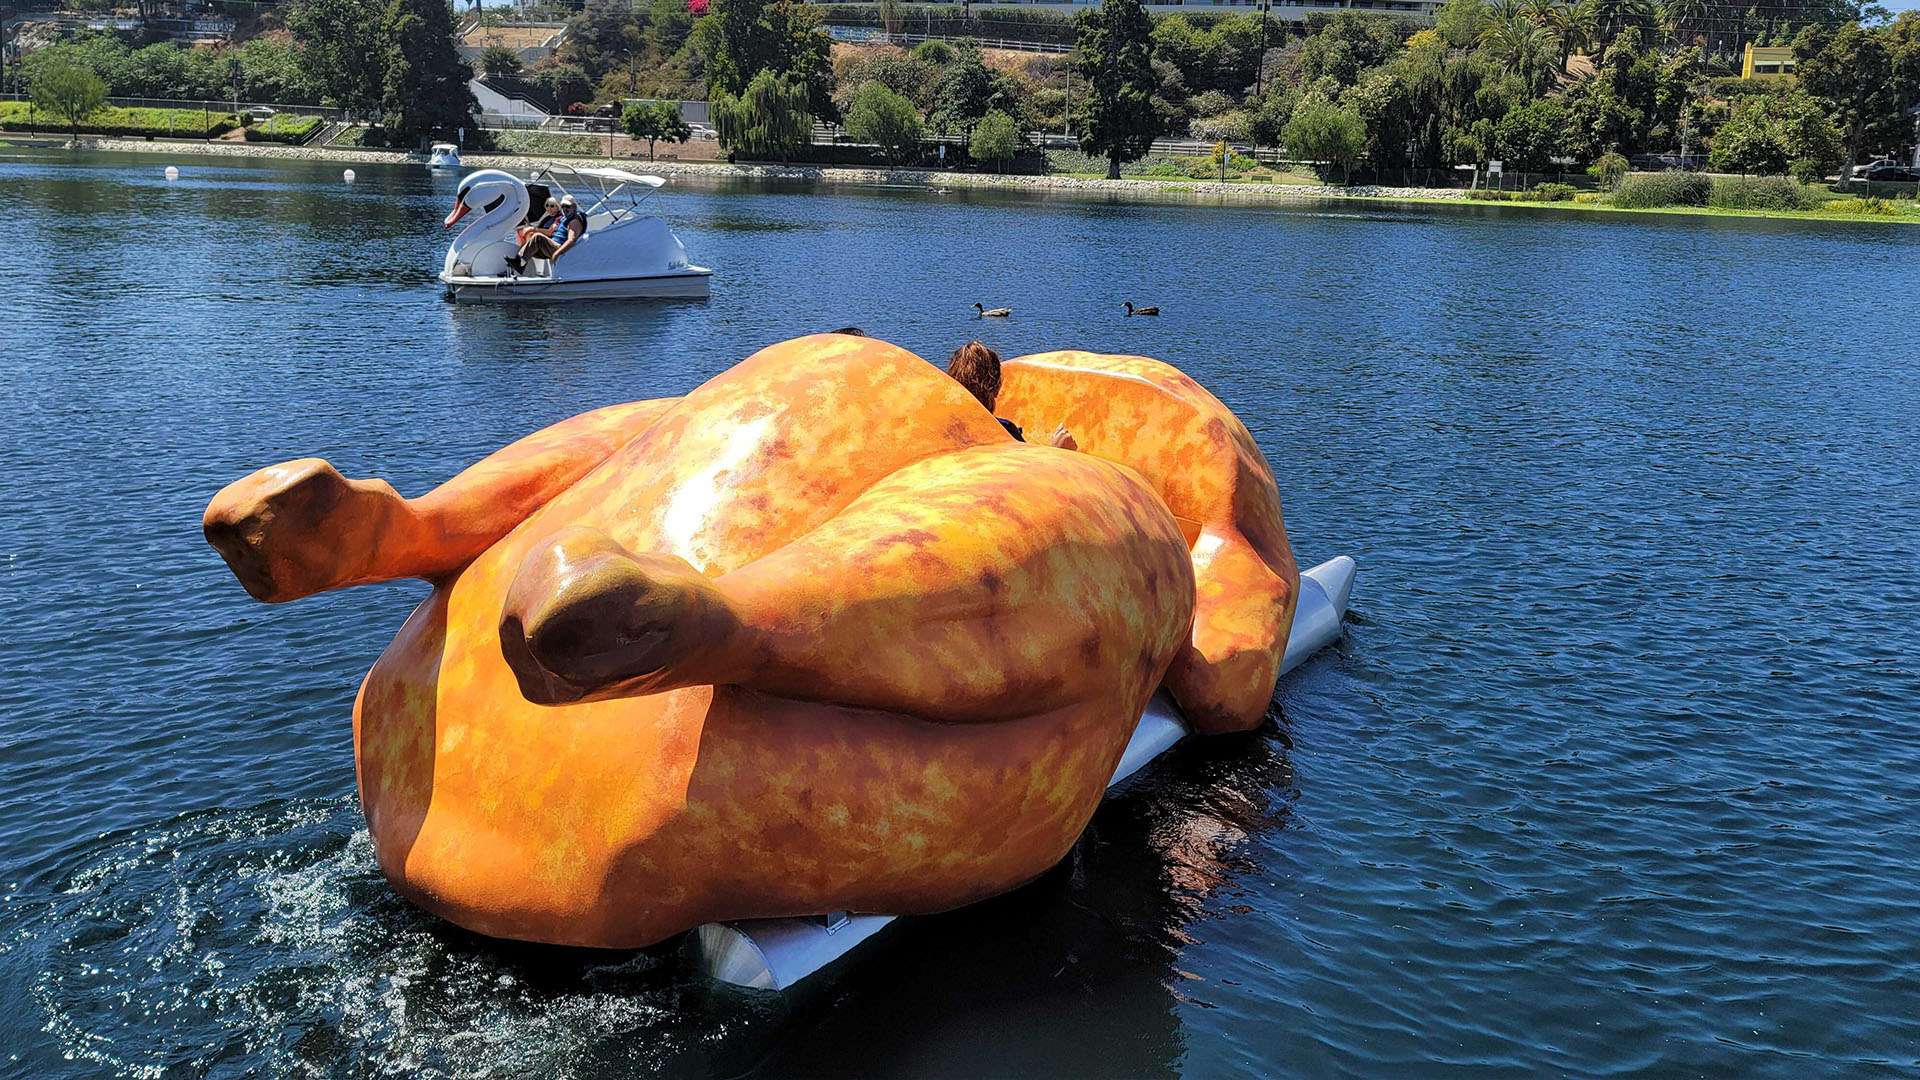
164,166,179,180
343,169,356,183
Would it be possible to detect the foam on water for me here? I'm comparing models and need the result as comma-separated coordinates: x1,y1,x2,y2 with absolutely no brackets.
15,799,767,1079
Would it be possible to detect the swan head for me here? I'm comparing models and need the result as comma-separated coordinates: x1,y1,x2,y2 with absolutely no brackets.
445,169,528,229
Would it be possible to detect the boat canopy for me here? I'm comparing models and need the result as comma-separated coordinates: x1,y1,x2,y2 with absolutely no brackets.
430,143,459,153
531,163,668,226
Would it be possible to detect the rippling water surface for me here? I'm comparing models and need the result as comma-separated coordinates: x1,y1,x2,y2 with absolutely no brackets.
1,149,1916,1078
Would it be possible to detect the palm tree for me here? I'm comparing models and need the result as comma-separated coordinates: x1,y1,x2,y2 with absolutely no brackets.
1560,0,1600,57
1657,0,1704,52
1479,14,1560,92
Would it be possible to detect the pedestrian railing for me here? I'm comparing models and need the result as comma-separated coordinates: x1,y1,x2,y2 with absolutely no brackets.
824,27,1073,52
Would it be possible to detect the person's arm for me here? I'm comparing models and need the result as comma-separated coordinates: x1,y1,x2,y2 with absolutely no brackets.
553,230,580,260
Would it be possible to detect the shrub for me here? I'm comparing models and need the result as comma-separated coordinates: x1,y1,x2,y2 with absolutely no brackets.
480,44,523,77
1788,158,1825,185
1188,145,1257,179
1610,171,1712,208
1709,175,1824,211
482,129,603,155
1586,151,1628,190
910,40,955,64
1573,192,1601,203
1822,197,1897,216
0,101,237,138
1531,182,1576,202
242,115,322,144
1465,188,1510,200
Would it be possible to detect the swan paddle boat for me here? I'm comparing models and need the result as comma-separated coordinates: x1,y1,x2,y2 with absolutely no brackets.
426,142,462,170
439,164,711,302
202,335,1353,992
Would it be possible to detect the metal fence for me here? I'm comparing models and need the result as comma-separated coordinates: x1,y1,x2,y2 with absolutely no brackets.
474,112,552,131
825,26,1073,52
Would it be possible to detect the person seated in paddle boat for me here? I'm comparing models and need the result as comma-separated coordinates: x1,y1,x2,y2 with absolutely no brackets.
517,196,562,247
508,194,585,276
201,334,1300,948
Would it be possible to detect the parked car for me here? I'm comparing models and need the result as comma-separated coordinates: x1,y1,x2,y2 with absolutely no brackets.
1859,165,1919,183
244,105,276,121
1847,158,1900,179
688,124,718,141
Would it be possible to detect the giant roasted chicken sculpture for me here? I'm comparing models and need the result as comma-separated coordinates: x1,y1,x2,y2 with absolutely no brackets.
203,335,1298,947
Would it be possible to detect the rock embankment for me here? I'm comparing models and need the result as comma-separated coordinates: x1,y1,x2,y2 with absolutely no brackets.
86,137,1465,203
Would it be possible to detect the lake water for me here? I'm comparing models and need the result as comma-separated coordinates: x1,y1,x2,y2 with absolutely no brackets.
1,149,1916,1079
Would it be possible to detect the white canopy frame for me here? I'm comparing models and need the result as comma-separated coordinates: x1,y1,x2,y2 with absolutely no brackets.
530,164,668,229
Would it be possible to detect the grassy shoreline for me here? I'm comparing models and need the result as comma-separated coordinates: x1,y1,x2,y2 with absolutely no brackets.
17,135,1917,227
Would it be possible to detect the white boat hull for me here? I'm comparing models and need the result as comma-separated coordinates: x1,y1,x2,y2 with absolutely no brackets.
441,268,713,302
693,554,1358,991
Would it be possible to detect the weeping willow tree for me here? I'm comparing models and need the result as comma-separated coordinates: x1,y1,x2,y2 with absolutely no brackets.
712,69,813,162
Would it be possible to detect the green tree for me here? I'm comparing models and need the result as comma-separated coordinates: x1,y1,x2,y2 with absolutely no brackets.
846,81,924,167
765,0,837,123
697,0,775,98
1435,0,1493,48
1151,13,1265,98
1248,82,1300,148
696,0,835,123
561,0,643,84
1284,98,1366,183
1298,11,1405,89
380,0,478,147
1478,13,1560,94
235,36,323,104
31,62,106,141
480,44,524,77
543,63,594,112
285,0,386,114
1076,0,1160,179
929,44,1028,134
648,0,695,55
1794,22,1895,180
1706,89,1842,175
970,107,1022,171
1709,97,1789,174
622,100,692,159
1494,98,1568,182
712,68,812,161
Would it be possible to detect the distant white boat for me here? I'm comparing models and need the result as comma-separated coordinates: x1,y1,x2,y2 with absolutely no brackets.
426,142,461,169
438,165,712,302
